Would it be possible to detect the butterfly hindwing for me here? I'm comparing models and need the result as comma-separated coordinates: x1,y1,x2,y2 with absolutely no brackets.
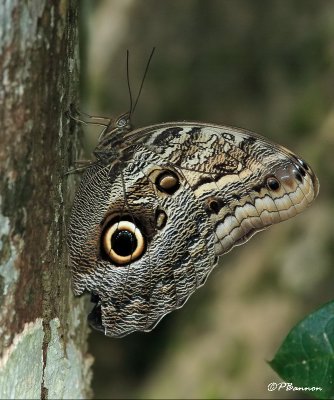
68,121,319,337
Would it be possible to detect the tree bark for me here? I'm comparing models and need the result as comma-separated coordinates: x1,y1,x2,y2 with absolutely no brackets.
0,1,92,398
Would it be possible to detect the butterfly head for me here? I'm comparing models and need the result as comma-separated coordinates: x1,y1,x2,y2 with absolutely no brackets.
102,112,132,138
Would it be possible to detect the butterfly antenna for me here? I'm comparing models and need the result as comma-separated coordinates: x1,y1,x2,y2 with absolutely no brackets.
126,49,133,115
131,47,156,116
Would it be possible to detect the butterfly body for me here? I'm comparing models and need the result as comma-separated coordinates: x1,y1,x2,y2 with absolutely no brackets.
68,119,319,337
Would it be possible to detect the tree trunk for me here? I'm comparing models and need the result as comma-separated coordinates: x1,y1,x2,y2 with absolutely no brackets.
0,1,92,398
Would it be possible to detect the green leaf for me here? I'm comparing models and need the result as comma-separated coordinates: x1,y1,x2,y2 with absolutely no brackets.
269,301,334,399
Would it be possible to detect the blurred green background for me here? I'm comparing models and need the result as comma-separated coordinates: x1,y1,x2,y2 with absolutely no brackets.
79,1,334,398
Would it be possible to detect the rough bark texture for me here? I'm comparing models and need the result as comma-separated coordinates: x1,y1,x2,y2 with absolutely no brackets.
0,1,92,398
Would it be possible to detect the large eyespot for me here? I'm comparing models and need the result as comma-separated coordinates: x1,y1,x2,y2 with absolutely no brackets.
155,170,180,194
102,220,145,265
266,176,280,191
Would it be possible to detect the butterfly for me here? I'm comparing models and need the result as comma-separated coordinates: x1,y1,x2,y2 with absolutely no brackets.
67,51,319,337
67,108,319,338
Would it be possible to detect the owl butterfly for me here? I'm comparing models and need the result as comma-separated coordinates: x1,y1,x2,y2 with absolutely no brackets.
68,56,319,338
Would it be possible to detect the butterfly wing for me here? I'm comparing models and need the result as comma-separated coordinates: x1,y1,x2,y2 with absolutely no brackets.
141,123,319,254
68,122,319,337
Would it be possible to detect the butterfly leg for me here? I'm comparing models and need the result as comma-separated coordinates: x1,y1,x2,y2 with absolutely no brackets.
72,106,111,121
66,104,110,127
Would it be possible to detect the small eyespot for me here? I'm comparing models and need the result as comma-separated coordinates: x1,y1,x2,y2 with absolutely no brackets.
205,197,225,214
156,209,168,230
208,199,220,214
156,170,180,195
102,220,145,265
294,170,303,183
266,176,280,191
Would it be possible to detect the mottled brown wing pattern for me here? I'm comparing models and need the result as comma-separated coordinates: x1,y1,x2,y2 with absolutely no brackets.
68,120,319,337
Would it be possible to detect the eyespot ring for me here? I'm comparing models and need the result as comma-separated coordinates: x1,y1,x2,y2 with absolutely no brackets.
266,176,280,191
155,170,180,194
102,220,145,265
